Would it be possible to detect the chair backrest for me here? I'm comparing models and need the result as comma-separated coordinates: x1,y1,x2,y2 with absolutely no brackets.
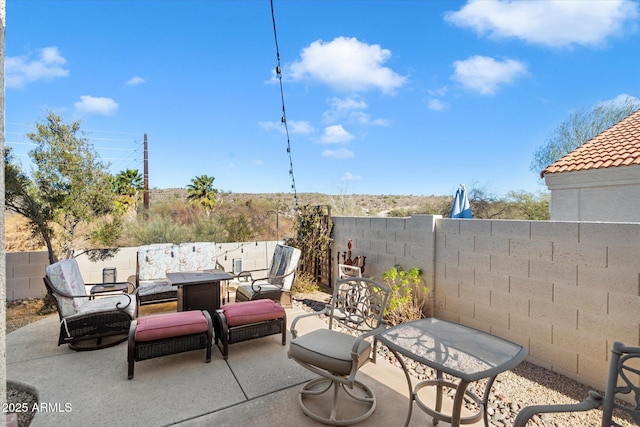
328,277,391,334
267,244,301,291
137,243,179,281
338,264,362,279
179,242,218,272
45,258,88,317
601,341,640,426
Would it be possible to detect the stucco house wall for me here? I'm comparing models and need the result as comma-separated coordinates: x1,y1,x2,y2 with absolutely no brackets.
546,165,640,222
543,109,640,222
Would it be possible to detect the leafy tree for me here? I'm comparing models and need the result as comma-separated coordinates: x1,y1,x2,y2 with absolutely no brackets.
113,169,143,219
531,96,640,176
186,174,219,216
507,190,550,220
4,112,121,263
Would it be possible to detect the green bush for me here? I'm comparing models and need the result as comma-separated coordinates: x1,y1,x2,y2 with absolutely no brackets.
381,265,428,326
291,271,320,295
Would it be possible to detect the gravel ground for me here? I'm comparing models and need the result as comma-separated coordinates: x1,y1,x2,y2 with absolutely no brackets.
293,294,636,427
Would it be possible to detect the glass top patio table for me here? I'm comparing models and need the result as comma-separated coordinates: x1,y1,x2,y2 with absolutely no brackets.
377,318,527,427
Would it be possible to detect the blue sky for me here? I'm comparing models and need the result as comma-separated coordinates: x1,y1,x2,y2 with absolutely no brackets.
5,0,640,197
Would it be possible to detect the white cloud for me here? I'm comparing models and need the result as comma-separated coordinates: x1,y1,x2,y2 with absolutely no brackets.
323,96,368,122
428,99,449,111
319,125,355,144
451,55,528,95
322,148,355,159
323,96,389,126
74,95,118,115
259,120,315,134
428,86,449,97
340,172,362,182
349,111,390,126
5,46,69,89
445,0,639,48
288,37,407,94
126,76,146,86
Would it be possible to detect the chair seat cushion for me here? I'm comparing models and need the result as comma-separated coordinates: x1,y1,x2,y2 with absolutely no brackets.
235,283,282,301
138,280,177,297
289,328,371,376
221,299,285,327
134,311,209,342
73,294,137,318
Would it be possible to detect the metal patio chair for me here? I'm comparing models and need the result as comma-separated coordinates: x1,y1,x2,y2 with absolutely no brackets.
288,277,391,426
515,341,640,426
234,244,301,307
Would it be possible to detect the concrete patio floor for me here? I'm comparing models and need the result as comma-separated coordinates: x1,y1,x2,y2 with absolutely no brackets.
7,301,486,427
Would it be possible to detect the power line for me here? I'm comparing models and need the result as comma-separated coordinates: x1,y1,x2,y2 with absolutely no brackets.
270,0,299,210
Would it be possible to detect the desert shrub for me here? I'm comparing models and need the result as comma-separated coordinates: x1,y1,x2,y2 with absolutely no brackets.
189,217,226,242
381,265,428,326
123,217,191,245
291,271,320,295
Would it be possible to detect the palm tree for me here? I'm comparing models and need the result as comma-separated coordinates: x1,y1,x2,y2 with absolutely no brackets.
113,169,144,219
114,169,143,197
186,175,219,216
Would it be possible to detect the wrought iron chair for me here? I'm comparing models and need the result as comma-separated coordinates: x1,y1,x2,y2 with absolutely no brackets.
515,341,640,427
234,244,301,307
338,263,362,279
44,258,137,351
288,277,391,426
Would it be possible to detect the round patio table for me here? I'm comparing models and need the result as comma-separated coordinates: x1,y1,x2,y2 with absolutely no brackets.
377,318,527,427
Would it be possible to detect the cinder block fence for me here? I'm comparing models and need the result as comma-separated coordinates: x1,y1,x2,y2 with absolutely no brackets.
6,241,279,301
331,215,640,397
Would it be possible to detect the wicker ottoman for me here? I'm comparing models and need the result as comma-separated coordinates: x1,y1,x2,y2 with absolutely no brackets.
128,310,212,379
213,299,286,359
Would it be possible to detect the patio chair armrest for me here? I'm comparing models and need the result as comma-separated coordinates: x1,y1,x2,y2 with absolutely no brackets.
290,308,329,339
351,324,387,357
115,293,135,311
514,390,603,427
49,286,93,299
250,268,297,292
87,280,137,294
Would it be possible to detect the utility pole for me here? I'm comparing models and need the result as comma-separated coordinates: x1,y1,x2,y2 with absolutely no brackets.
143,133,149,216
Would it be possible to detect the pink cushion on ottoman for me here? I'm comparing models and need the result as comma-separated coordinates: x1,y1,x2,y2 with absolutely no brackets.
222,299,285,327
135,311,209,342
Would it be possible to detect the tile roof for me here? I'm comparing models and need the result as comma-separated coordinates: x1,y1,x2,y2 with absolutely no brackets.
542,109,640,177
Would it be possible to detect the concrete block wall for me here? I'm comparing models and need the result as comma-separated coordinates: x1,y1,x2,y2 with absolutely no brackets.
434,219,640,392
6,241,279,301
332,215,640,395
6,251,50,301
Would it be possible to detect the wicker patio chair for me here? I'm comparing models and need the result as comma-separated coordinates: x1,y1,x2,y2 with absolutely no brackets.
44,258,137,351
515,341,640,426
234,244,301,307
288,277,391,426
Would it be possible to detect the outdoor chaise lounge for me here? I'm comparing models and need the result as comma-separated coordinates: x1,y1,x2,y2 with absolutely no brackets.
234,244,301,308
44,258,137,351
288,277,391,426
